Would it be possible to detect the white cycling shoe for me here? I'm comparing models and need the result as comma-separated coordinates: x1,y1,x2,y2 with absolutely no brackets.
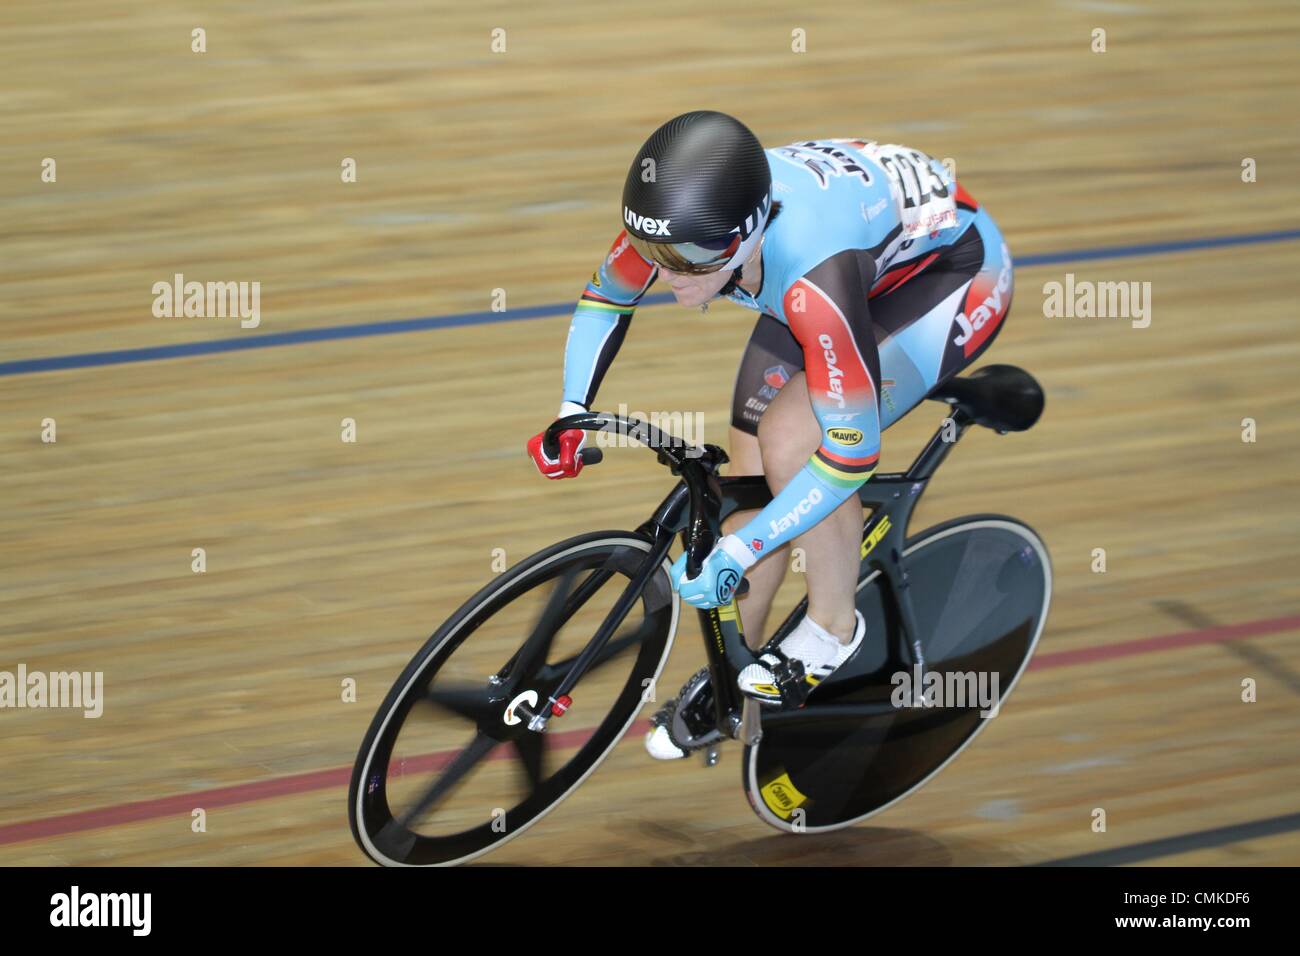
737,610,866,705
643,667,724,761
645,723,688,760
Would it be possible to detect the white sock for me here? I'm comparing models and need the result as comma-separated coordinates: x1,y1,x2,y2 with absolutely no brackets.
778,615,842,670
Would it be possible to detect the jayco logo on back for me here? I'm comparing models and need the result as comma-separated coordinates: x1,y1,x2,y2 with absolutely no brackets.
624,207,671,236
954,244,1012,346
768,487,824,538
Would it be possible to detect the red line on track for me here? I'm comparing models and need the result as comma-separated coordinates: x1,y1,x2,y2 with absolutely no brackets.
1028,614,1300,669
2,612,1297,848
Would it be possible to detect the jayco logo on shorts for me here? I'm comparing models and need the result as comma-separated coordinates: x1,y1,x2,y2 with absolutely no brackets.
623,207,671,236
768,487,823,538
50,886,151,936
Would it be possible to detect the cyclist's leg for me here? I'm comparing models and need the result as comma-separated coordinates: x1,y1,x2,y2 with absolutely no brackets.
723,427,791,649
725,314,804,647
755,370,864,644
750,206,1015,645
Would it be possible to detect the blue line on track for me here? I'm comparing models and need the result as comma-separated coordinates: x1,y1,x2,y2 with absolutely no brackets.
1036,810,1300,866
4,227,1298,378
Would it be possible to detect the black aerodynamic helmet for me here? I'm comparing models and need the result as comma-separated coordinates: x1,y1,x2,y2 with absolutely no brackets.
621,110,772,274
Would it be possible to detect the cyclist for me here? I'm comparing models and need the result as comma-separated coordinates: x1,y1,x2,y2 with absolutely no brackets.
527,111,1012,758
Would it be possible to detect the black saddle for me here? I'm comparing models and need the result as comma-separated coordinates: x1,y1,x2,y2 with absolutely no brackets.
927,364,1044,433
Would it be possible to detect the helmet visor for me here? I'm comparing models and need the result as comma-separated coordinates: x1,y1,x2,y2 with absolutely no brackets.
626,231,743,275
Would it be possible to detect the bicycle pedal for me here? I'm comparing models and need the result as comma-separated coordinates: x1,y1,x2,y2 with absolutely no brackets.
770,659,813,710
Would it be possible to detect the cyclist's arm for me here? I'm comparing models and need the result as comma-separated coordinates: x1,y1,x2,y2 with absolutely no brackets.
730,249,882,563
561,231,658,412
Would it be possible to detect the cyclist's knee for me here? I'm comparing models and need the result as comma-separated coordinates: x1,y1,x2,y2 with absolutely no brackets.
724,428,766,536
727,425,763,476
757,413,818,491
760,443,812,494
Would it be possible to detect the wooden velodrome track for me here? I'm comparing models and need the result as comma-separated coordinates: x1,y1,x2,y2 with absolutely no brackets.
2,0,1298,866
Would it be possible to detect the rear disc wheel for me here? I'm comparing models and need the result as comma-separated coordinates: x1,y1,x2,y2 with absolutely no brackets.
743,516,1051,832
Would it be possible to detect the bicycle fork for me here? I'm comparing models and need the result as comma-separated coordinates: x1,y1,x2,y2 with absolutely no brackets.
508,527,679,734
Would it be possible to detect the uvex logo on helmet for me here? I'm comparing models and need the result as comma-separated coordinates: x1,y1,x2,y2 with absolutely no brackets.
624,208,671,236
735,192,771,241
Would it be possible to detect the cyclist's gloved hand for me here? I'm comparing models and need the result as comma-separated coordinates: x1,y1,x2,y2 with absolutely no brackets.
671,534,758,609
527,401,589,479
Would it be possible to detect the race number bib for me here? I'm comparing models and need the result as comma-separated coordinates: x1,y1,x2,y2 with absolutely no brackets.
838,141,958,239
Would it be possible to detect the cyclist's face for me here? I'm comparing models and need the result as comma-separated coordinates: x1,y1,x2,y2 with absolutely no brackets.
657,266,733,307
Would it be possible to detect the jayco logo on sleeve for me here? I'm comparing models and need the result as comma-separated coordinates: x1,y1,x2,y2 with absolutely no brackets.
818,333,846,408
623,207,671,236
605,233,631,267
767,487,824,538
50,886,151,936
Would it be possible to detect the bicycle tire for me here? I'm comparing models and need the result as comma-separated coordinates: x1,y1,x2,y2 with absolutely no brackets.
349,530,679,866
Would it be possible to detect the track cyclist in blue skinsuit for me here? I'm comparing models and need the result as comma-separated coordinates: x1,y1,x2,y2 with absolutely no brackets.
527,111,1013,759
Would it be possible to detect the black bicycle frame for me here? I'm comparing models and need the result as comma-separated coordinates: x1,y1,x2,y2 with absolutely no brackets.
536,406,976,737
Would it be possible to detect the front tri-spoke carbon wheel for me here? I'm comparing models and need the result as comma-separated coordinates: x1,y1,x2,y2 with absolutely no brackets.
349,531,678,866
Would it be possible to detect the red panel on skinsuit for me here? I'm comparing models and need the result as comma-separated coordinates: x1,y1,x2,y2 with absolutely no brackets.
783,278,879,458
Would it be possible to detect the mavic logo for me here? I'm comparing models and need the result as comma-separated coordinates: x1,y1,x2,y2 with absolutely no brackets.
759,771,808,819
624,207,671,236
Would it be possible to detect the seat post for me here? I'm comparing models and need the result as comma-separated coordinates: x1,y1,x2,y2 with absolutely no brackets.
906,407,973,481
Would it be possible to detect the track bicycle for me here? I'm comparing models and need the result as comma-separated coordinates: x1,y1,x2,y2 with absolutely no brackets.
348,363,1050,866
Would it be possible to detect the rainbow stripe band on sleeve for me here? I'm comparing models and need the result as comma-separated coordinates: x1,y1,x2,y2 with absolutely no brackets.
575,296,634,318
810,448,878,489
